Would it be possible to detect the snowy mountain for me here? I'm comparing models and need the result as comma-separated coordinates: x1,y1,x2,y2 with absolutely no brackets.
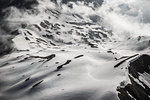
0,0,150,100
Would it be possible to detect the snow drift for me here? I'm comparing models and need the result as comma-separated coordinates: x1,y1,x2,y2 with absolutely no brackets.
0,0,150,100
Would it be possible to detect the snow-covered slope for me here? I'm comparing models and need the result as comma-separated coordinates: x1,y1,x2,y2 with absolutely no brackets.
0,0,150,100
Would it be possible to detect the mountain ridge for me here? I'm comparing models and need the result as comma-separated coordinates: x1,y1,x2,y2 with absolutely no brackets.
0,0,150,100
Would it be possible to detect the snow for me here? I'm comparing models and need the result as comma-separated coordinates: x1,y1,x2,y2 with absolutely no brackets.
0,45,127,100
0,0,150,100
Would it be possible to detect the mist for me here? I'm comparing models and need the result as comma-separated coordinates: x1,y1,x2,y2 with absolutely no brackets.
59,0,150,40
97,0,150,40
0,1,150,100
1,0,150,54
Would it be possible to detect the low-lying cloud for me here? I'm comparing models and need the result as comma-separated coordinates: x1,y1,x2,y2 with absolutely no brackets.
97,0,150,39
60,0,150,40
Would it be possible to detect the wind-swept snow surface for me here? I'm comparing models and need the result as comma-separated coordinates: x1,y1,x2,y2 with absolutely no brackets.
0,0,150,100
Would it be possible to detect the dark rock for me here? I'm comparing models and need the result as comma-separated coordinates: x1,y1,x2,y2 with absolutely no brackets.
30,54,56,61
19,57,29,62
36,38,47,43
67,21,94,26
53,0,104,8
46,34,54,39
129,54,150,78
88,43,98,48
118,76,150,100
114,54,138,68
74,55,84,59
57,74,61,76
11,30,20,35
26,31,32,36
25,37,30,41
46,30,52,33
57,60,72,71
21,24,27,28
55,62,59,64
117,54,150,100
25,77,30,82
32,80,43,88
40,22,49,29
89,14,101,23
33,24,41,31
107,50,113,53
44,20,51,25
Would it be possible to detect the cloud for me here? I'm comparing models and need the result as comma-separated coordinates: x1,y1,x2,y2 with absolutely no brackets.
1,0,150,45
96,0,150,40
59,0,150,40
0,28,13,56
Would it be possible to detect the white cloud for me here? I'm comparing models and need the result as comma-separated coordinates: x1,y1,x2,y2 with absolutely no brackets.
96,0,150,40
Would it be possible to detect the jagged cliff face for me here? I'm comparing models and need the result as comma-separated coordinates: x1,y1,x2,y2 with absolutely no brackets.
0,0,108,56
0,0,103,9
117,55,150,100
0,0,150,100
54,0,103,7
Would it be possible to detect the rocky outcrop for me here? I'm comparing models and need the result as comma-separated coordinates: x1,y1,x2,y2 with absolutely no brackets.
51,0,104,7
117,55,150,100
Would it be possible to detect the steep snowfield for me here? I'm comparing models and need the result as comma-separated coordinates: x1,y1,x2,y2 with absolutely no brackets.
0,0,150,100
0,47,123,100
